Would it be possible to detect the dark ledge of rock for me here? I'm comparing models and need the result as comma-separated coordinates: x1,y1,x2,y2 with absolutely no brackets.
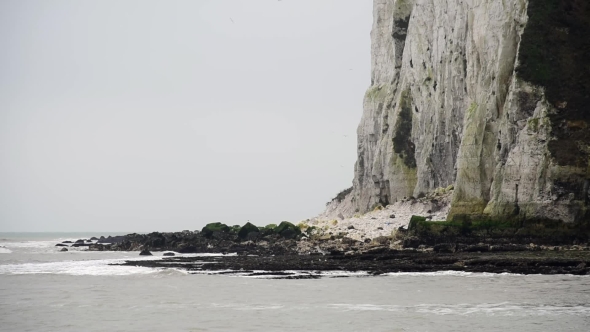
163,252,175,256
139,250,152,256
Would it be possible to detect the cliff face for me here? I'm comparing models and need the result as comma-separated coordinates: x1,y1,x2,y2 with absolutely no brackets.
338,0,590,222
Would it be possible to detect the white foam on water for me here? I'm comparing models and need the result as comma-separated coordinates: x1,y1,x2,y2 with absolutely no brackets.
327,302,590,316
415,302,590,316
211,303,284,310
381,271,522,277
0,255,164,276
0,247,12,254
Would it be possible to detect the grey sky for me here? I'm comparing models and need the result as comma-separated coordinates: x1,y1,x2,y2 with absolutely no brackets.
0,0,372,232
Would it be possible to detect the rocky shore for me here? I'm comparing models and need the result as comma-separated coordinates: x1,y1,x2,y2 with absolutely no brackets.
52,218,590,278
117,249,590,279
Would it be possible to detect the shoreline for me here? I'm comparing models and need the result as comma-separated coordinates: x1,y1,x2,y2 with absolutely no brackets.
53,215,590,278
115,249,590,278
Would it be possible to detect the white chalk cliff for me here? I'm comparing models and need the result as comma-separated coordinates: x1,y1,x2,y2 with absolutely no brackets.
329,0,590,222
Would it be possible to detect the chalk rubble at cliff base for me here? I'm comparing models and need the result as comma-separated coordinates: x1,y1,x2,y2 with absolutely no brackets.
310,189,453,242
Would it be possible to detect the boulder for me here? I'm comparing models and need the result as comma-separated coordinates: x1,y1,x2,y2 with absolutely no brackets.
372,236,390,245
90,237,98,240
97,235,125,244
163,252,175,256
259,224,277,236
341,237,357,245
347,225,355,230
402,236,421,248
62,241,73,244
75,239,85,244
139,250,152,256
237,222,260,240
55,243,69,247
275,221,301,239
246,231,261,242
201,222,231,238
60,247,68,252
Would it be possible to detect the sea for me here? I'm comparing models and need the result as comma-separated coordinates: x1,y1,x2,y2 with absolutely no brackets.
1,232,589,332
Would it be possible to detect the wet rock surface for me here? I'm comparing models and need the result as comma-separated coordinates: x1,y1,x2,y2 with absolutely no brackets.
63,220,590,277
116,249,590,278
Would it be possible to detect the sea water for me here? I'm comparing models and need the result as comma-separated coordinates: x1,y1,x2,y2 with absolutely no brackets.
1,233,589,331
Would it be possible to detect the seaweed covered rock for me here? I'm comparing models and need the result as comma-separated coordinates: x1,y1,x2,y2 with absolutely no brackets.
201,222,231,238
259,224,277,237
275,221,301,239
237,222,260,240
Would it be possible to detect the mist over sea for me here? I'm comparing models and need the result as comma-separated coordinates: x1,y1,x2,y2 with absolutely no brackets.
1,233,589,332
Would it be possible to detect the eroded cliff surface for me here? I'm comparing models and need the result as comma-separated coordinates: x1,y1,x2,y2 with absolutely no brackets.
332,0,590,222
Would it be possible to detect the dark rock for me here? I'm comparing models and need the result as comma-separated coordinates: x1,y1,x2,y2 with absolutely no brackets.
62,241,73,244
389,214,396,219
259,224,277,236
341,237,356,245
377,227,383,230
275,221,301,239
402,236,421,248
201,222,231,238
163,252,175,256
89,244,111,251
212,231,232,241
178,246,198,253
60,247,68,252
463,244,490,253
55,243,69,247
348,225,355,230
97,235,125,244
372,236,390,245
139,250,152,256
490,244,528,252
246,231,260,242
71,243,91,247
86,240,92,242
433,243,455,253
364,238,372,244
75,239,85,244
238,222,260,240
90,237,98,240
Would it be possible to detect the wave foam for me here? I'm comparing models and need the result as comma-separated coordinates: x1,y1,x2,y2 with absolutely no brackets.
0,256,163,276
328,302,590,316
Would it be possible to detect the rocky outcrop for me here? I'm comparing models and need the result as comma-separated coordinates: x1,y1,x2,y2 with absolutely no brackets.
330,0,590,223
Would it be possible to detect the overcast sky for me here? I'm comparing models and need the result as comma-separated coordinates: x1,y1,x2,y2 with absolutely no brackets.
0,0,372,232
